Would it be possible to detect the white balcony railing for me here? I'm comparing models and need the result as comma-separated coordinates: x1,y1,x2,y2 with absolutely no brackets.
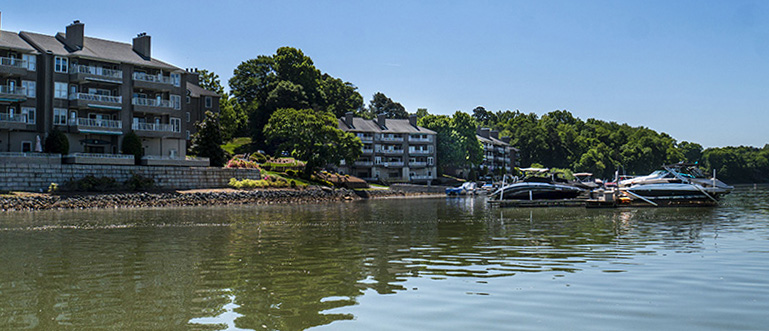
383,162,405,167
132,122,178,133
0,85,26,96
354,161,373,166
361,148,374,154
0,57,27,69
380,149,404,154
409,149,432,154
132,72,172,85
409,136,432,142
409,162,428,167
0,152,60,159
132,97,174,109
72,118,122,130
380,136,404,142
71,64,123,79
0,113,28,123
410,175,433,180
356,134,374,141
66,153,134,160
69,93,122,104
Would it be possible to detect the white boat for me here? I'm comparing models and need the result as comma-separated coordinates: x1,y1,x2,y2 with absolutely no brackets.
620,163,733,205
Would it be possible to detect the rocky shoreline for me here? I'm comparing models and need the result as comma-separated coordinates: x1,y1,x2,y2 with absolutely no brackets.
0,187,443,212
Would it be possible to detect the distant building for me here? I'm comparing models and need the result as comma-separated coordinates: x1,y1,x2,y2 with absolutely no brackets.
337,113,437,183
0,14,218,165
476,127,518,177
185,74,221,144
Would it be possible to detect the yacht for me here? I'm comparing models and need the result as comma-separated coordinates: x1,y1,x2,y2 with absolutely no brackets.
619,163,733,204
491,168,586,200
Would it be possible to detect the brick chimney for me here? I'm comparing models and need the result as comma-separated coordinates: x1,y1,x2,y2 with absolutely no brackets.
64,20,85,50
490,130,499,140
409,114,418,128
344,112,354,128
479,128,490,138
133,32,151,59
377,114,386,128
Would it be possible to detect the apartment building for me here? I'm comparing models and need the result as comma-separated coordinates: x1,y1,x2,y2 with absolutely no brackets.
337,113,437,183
476,127,518,176
0,15,217,165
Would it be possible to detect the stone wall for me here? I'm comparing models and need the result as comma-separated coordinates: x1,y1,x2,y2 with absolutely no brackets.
390,183,450,194
0,163,261,192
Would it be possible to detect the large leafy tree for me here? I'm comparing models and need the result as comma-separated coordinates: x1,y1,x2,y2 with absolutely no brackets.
196,69,246,140
264,108,362,177
418,112,483,175
190,111,228,167
366,92,408,119
229,48,363,152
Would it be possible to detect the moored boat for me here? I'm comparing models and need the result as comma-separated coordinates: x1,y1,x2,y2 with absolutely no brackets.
490,168,587,200
619,163,733,205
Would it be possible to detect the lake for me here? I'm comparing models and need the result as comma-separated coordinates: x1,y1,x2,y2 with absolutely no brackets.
1,185,768,330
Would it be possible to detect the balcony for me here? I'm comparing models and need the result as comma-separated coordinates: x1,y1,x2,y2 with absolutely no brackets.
0,113,29,130
70,117,123,135
383,161,405,167
356,135,374,143
409,136,432,143
361,148,374,154
409,149,432,155
409,161,428,167
379,149,404,154
380,136,404,142
132,97,177,115
70,64,123,84
133,72,175,90
69,93,123,110
0,57,29,76
0,85,27,102
132,122,180,138
354,161,373,166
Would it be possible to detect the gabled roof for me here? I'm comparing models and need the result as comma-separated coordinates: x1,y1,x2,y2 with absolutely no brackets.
186,82,221,98
0,30,37,53
19,31,179,70
477,134,514,148
338,117,436,134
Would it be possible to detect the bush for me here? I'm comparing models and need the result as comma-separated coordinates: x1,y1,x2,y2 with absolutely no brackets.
122,131,143,164
125,173,155,191
249,152,267,163
65,175,118,192
44,128,69,155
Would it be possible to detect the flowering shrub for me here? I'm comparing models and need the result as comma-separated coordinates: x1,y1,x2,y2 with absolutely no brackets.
225,157,261,169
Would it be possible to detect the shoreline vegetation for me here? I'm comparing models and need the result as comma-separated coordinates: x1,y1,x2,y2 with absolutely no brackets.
0,187,442,212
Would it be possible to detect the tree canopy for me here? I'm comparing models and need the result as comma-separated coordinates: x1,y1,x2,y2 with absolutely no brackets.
264,108,362,177
418,111,483,174
190,111,228,167
229,47,363,152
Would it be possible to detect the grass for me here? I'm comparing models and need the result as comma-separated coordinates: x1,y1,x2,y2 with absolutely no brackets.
222,137,252,155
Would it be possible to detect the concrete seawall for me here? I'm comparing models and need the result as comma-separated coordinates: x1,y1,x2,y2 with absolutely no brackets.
0,163,261,192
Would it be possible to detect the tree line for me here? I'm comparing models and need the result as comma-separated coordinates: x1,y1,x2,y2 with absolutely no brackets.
190,46,768,183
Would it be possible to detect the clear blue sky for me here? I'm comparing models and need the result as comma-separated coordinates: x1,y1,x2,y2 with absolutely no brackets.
2,0,767,148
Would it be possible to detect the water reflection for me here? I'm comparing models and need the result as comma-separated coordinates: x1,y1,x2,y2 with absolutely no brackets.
0,186,765,330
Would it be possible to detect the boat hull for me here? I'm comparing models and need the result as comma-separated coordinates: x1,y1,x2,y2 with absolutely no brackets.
493,182,585,200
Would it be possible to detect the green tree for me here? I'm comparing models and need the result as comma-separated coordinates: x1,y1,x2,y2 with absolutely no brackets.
121,131,143,164
678,141,703,163
367,92,408,119
320,74,363,118
196,69,246,141
451,111,484,167
415,108,429,119
44,128,69,155
264,108,362,178
190,111,227,167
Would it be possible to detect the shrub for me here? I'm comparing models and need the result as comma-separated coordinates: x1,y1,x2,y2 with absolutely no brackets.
249,152,267,163
122,131,143,164
44,128,69,155
47,183,59,193
65,175,118,192
125,173,155,191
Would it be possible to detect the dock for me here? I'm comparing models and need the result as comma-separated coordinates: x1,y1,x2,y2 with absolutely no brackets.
487,198,586,208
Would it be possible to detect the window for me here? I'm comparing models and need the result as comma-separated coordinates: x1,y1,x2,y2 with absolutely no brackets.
54,57,68,73
54,82,68,99
22,81,35,97
186,112,191,123
53,108,67,125
22,107,35,124
22,141,32,153
186,130,191,140
170,95,181,110
170,73,181,87
205,96,212,108
186,95,190,104
427,157,434,165
23,54,36,71
170,117,181,132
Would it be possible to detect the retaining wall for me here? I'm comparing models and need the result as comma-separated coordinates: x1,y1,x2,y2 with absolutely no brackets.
0,163,261,192
390,183,450,194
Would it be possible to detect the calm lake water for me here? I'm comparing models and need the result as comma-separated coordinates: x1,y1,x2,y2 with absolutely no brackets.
1,186,769,330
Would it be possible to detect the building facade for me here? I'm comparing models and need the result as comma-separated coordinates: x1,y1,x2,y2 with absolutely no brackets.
0,15,217,165
337,113,437,183
476,127,519,177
